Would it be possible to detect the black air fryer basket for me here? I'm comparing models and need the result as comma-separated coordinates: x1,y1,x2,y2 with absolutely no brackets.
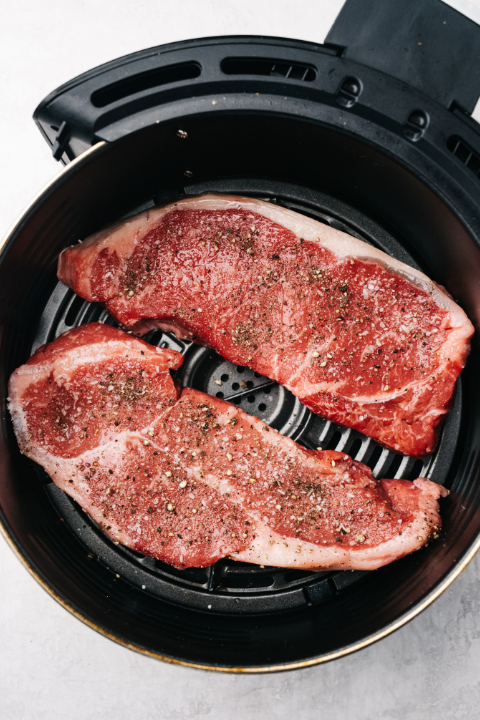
2,0,480,671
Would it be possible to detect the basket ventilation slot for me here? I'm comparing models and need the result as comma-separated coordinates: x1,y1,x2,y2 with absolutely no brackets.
221,57,316,82
91,62,202,107
447,135,480,178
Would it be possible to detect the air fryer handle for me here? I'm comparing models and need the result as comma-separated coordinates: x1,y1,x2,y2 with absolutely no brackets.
34,3,480,165
325,0,480,114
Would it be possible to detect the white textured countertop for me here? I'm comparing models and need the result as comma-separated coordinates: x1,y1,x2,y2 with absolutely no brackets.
2,2,480,718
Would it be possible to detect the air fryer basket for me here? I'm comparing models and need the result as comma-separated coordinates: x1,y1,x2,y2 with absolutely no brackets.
2,4,480,671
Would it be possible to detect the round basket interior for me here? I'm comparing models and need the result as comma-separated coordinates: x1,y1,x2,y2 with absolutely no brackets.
1,112,480,671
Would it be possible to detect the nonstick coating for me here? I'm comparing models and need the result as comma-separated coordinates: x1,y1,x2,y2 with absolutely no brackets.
1,112,480,671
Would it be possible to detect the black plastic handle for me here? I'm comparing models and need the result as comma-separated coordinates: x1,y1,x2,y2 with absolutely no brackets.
326,0,480,114
33,36,337,163
33,1,480,165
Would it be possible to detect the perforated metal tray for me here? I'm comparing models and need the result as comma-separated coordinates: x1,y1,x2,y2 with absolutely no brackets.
31,180,462,615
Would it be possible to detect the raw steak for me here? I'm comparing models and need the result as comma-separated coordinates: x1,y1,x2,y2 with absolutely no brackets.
58,194,474,457
8,323,446,571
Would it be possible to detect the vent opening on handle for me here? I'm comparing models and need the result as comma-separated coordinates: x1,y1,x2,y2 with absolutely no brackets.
91,61,202,108
447,135,480,178
221,57,316,82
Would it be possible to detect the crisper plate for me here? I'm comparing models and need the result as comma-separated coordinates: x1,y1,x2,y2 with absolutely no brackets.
31,179,462,615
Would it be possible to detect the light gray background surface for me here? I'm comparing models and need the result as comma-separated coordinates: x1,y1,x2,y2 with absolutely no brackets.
2,2,480,718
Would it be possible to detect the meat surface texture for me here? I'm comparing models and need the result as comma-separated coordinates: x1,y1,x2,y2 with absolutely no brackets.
8,323,447,571
58,194,474,457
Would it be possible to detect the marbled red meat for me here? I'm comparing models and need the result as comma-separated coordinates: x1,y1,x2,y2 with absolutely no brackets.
58,194,474,457
8,323,447,570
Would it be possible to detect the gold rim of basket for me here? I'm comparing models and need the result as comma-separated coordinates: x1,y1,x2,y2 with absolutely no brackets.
1,140,477,672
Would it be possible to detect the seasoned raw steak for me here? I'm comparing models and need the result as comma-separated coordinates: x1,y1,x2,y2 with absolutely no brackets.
8,324,446,570
58,194,474,457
